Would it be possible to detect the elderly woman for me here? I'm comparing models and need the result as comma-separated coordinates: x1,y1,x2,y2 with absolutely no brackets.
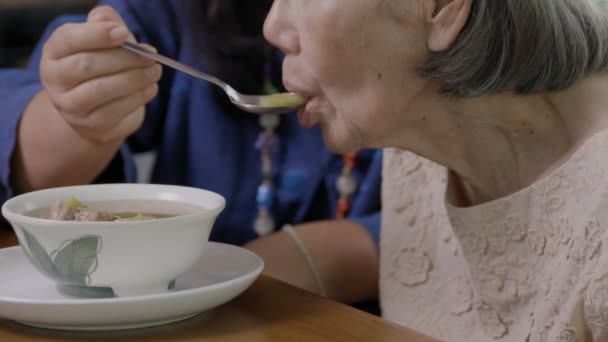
265,0,608,340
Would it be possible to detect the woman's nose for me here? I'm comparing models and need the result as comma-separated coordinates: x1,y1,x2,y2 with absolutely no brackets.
264,1,300,55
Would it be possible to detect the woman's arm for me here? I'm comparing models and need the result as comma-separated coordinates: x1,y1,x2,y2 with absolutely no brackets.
11,90,124,193
244,220,379,304
7,6,161,195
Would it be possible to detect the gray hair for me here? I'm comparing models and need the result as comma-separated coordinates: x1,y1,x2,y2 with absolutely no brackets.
419,0,608,97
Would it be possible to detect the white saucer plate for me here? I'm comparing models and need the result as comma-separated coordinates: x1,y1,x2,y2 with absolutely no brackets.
0,242,263,331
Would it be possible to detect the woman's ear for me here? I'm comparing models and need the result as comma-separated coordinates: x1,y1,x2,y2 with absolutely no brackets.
425,0,472,52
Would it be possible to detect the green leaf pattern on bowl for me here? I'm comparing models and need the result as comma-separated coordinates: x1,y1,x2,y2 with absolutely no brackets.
20,227,101,286
51,236,101,285
20,227,61,279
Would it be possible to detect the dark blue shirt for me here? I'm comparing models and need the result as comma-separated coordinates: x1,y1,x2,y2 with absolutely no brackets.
0,0,382,247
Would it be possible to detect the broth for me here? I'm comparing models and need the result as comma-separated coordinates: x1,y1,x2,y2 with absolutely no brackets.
26,199,205,222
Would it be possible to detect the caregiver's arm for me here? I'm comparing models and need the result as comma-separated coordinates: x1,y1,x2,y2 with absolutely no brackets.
11,7,160,194
245,219,379,304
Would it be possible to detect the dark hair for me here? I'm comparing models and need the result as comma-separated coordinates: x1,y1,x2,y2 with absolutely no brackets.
419,0,608,97
183,0,275,104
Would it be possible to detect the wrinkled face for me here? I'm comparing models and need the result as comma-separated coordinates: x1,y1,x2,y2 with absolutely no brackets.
264,0,435,152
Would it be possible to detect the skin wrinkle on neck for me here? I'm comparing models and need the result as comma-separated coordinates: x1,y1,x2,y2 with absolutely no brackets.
391,85,594,206
452,99,568,205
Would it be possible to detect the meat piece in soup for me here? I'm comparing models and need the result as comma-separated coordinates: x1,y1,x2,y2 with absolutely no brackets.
47,197,115,222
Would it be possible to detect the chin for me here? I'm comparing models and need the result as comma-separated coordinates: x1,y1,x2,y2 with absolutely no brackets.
320,125,360,154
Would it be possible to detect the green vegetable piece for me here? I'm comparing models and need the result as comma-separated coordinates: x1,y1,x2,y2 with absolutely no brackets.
64,197,86,209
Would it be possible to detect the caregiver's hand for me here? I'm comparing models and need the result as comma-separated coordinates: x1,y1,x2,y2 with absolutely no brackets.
40,5,161,144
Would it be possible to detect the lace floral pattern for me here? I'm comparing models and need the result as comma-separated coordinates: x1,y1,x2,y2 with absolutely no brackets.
393,247,433,287
505,218,527,243
462,232,489,255
568,220,604,262
381,132,608,341
544,219,574,256
526,230,547,256
555,322,579,342
478,302,508,339
584,272,608,328
477,255,530,299
384,150,425,213
448,276,474,315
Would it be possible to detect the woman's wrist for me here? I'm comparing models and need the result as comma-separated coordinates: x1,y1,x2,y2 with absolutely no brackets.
282,224,328,297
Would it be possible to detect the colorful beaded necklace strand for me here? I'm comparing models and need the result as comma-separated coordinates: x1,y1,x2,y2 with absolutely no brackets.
335,153,358,219
254,112,280,236
253,69,358,236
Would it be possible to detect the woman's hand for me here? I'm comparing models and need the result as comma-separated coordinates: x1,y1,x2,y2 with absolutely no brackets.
12,6,162,193
40,5,161,144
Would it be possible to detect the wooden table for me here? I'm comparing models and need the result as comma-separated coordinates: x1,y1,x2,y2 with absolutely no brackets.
0,228,435,342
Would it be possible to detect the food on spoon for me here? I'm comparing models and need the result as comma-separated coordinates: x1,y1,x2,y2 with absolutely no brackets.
260,92,306,107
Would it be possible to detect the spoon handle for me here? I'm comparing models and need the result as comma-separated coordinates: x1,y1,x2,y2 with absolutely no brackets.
121,42,226,90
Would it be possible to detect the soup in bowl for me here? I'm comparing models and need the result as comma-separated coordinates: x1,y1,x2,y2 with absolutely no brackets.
1,184,225,298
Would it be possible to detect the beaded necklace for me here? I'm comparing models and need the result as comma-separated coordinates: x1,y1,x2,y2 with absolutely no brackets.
335,153,358,219
253,71,358,236
254,112,280,236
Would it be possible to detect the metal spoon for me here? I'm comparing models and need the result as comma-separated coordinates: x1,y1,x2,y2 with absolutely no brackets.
121,42,305,115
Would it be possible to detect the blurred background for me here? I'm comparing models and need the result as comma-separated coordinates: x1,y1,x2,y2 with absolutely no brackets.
0,0,96,67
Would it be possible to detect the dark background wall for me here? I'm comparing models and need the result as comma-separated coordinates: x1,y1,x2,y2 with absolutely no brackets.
0,0,96,67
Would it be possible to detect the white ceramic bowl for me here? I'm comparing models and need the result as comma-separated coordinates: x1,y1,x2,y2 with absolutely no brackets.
1,184,225,298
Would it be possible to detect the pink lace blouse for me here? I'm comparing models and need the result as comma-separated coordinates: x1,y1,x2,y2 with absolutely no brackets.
380,131,608,341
